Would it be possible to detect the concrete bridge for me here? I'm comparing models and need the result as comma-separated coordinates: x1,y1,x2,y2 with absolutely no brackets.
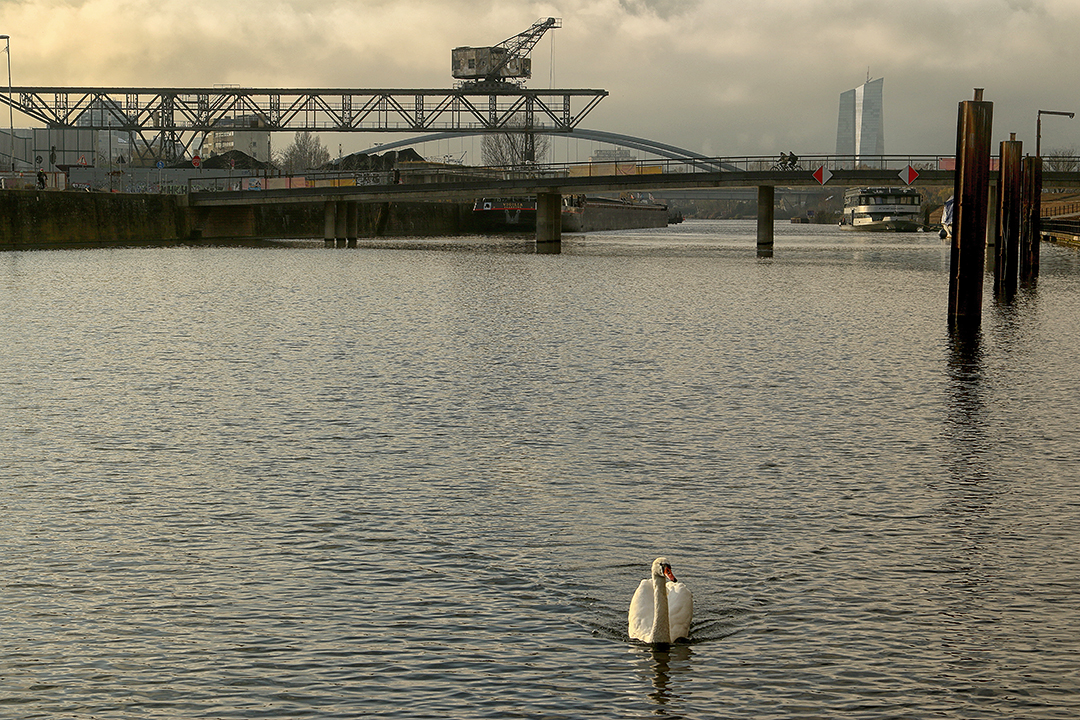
186,155,1080,253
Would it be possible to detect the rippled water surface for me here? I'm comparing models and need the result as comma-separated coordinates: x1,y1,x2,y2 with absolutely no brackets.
3,221,1080,718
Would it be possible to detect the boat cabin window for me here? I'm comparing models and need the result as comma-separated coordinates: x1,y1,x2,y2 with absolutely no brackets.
856,194,918,205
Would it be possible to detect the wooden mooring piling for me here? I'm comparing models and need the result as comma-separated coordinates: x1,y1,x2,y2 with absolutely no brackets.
948,89,994,332
949,88,1048,330
995,133,1023,302
1021,155,1043,286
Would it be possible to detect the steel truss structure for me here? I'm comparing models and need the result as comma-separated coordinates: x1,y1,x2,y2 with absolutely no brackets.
1,86,608,160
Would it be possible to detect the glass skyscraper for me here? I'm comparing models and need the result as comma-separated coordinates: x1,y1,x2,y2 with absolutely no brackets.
836,77,884,164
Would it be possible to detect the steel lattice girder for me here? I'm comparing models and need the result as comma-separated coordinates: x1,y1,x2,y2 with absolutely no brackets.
4,87,607,133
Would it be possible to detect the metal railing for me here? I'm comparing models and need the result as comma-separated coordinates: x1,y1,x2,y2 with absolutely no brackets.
1041,199,1080,217
183,155,958,195
20,154,1080,196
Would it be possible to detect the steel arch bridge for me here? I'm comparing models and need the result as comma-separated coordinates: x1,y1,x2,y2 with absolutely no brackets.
358,129,733,171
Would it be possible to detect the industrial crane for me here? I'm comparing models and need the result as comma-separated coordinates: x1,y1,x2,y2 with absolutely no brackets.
452,17,562,89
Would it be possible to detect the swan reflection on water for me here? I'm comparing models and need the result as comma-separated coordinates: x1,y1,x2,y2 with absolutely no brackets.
634,643,694,709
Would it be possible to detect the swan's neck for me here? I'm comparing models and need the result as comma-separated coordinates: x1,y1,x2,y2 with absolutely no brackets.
651,574,671,645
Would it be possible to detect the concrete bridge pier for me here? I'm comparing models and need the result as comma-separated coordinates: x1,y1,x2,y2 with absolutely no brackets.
323,201,337,247
536,192,562,254
346,202,359,247
757,186,775,258
334,201,348,247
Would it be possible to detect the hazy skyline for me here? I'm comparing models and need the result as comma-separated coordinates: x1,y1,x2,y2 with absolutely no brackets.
3,0,1080,159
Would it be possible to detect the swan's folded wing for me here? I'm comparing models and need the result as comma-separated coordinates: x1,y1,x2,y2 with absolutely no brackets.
666,581,693,640
627,579,655,642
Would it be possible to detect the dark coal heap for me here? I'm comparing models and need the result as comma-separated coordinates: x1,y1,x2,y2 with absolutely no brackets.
199,150,275,170
323,148,424,172
171,147,423,172
169,149,274,170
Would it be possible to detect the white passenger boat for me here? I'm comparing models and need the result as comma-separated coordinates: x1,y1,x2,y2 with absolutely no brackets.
839,187,922,232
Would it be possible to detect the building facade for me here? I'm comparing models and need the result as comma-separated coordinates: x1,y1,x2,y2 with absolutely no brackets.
836,77,884,164
203,116,272,164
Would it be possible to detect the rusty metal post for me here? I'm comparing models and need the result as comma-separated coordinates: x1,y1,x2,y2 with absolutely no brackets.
985,184,998,255
1020,155,1043,286
994,133,1023,301
757,185,774,258
948,89,994,331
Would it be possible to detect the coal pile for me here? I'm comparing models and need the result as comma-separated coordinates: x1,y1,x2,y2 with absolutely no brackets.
168,149,274,170
323,148,424,172
200,150,275,170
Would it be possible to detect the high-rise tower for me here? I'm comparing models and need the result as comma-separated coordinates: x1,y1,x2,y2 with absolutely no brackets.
836,77,884,163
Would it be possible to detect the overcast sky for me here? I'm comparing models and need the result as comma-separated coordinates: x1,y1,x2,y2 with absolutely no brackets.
4,0,1080,159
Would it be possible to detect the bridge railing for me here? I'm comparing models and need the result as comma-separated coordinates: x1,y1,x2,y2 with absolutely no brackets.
405,154,954,178
184,154,1080,195
389,154,956,182
186,155,959,194
1041,201,1080,218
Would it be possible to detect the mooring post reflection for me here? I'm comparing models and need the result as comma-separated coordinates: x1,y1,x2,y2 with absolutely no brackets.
945,326,985,461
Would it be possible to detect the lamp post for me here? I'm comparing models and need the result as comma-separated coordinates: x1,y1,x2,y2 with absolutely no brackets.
1036,109,1075,159
1,35,12,172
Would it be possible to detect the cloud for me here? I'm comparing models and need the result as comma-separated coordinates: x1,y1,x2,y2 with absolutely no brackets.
3,0,1080,156
616,0,699,18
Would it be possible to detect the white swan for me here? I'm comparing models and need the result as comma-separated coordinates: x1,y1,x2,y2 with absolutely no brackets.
628,557,693,644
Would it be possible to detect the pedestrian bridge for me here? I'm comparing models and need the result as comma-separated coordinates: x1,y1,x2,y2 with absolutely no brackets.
185,155,1080,252
190,155,965,203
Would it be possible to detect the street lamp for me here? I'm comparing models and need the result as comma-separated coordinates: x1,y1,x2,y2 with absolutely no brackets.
1036,109,1075,158
1,35,12,172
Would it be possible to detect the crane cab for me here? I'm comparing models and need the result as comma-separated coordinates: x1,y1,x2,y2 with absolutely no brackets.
452,47,531,82
451,17,560,87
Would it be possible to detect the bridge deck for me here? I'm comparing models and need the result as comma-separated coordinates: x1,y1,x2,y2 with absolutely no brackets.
188,168,1080,207
187,169,953,207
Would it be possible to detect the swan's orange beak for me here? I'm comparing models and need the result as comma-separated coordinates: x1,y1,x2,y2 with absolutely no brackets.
663,565,677,583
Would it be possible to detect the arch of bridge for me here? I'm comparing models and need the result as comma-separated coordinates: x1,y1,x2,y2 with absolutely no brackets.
359,129,734,171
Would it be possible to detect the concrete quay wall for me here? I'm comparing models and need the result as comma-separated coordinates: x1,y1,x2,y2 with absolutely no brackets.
1,191,189,250
190,201,479,241
1,191,480,250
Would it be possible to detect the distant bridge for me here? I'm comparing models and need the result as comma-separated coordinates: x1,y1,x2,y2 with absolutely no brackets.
185,155,1080,251
191,162,959,207
190,154,1032,206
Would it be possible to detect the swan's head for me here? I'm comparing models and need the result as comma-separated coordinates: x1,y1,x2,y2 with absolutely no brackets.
652,557,678,583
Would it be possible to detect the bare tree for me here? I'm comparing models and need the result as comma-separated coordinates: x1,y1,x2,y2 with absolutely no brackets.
276,132,331,173
481,121,550,167
1044,147,1079,172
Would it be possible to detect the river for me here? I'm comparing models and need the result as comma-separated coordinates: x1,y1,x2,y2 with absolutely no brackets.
2,220,1079,718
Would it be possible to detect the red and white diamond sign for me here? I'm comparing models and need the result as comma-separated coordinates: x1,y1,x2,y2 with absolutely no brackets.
813,166,833,185
899,165,919,184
